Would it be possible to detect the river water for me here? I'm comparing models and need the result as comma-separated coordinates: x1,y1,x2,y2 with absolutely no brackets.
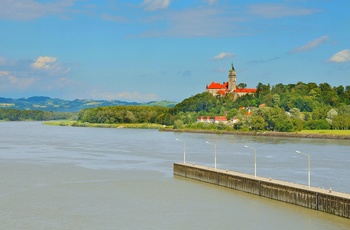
0,122,349,229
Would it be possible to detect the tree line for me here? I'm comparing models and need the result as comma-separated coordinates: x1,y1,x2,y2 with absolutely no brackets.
0,108,77,121
77,106,173,125
2,81,349,132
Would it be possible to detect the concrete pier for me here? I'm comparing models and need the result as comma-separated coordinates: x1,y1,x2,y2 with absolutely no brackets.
174,163,350,219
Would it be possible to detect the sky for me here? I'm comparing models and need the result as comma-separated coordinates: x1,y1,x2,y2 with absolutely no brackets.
0,0,349,102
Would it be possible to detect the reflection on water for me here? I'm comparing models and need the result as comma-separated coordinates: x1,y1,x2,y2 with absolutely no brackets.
0,122,349,229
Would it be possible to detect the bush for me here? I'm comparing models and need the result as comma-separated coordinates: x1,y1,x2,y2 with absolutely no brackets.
173,119,184,129
304,119,330,130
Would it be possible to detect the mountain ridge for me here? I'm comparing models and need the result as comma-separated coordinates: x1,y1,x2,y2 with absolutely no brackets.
0,96,177,112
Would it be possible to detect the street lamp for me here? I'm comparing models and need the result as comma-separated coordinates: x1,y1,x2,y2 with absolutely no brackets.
296,150,311,189
176,139,186,164
206,141,216,170
244,145,257,178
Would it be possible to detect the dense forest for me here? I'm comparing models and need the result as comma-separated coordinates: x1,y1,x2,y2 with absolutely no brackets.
0,108,77,121
78,106,173,125
171,82,350,131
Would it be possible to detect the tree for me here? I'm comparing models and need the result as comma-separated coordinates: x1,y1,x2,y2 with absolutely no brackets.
227,108,238,119
292,96,313,112
289,108,304,120
272,94,280,107
237,83,247,89
124,111,137,123
326,108,338,126
250,115,267,131
332,114,350,130
304,119,330,130
256,83,270,99
173,119,184,129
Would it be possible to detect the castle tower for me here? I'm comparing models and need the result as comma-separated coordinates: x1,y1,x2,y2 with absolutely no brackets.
228,63,237,91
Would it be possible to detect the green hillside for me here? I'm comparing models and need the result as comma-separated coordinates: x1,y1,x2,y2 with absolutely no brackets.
0,96,177,112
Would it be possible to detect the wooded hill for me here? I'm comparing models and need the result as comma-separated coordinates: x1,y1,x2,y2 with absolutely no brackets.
0,96,176,112
171,82,350,131
0,108,77,121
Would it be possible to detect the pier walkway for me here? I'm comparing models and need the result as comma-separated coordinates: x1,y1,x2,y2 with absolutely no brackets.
174,163,350,219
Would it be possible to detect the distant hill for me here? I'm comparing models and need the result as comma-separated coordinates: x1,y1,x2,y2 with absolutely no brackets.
0,96,177,112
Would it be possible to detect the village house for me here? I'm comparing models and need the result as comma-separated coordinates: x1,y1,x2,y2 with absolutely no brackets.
196,116,228,124
206,64,257,98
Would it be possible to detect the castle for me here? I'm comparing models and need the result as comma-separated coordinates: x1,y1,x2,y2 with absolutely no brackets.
206,64,257,97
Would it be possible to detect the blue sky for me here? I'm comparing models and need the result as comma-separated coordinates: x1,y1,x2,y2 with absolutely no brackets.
0,0,349,102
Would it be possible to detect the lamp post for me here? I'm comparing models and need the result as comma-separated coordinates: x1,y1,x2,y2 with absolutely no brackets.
176,139,186,164
206,141,216,170
296,150,310,189
244,145,256,178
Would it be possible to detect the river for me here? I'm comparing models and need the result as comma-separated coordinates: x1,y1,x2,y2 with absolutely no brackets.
0,122,349,229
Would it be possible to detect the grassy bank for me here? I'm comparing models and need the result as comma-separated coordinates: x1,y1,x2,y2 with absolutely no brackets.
298,130,350,135
43,121,164,129
161,128,350,140
44,121,350,139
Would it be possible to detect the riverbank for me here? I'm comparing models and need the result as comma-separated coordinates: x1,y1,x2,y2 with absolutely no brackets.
43,121,164,129
43,121,350,140
161,128,350,140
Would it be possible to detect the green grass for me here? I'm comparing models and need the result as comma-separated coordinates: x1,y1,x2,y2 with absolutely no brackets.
43,121,164,129
44,121,75,126
299,130,350,135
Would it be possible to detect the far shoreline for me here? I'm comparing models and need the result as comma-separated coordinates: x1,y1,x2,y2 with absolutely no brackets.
42,121,350,140
160,128,350,140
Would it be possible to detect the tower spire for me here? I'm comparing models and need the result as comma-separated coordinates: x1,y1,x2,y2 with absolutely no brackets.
228,64,237,91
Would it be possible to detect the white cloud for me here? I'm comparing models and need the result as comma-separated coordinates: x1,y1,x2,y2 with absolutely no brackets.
213,52,234,60
142,0,171,11
141,7,244,37
31,56,70,76
291,36,329,53
248,3,319,18
0,72,37,90
32,56,57,70
0,55,73,95
0,0,74,20
328,49,350,63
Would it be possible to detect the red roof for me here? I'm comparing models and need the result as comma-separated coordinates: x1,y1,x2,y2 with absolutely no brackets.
207,82,228,89
216,89,228,96
214,116,227,121
197,116,227,120
234,88,257,93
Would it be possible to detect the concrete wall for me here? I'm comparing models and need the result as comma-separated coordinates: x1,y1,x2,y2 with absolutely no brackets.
174,163,350,219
